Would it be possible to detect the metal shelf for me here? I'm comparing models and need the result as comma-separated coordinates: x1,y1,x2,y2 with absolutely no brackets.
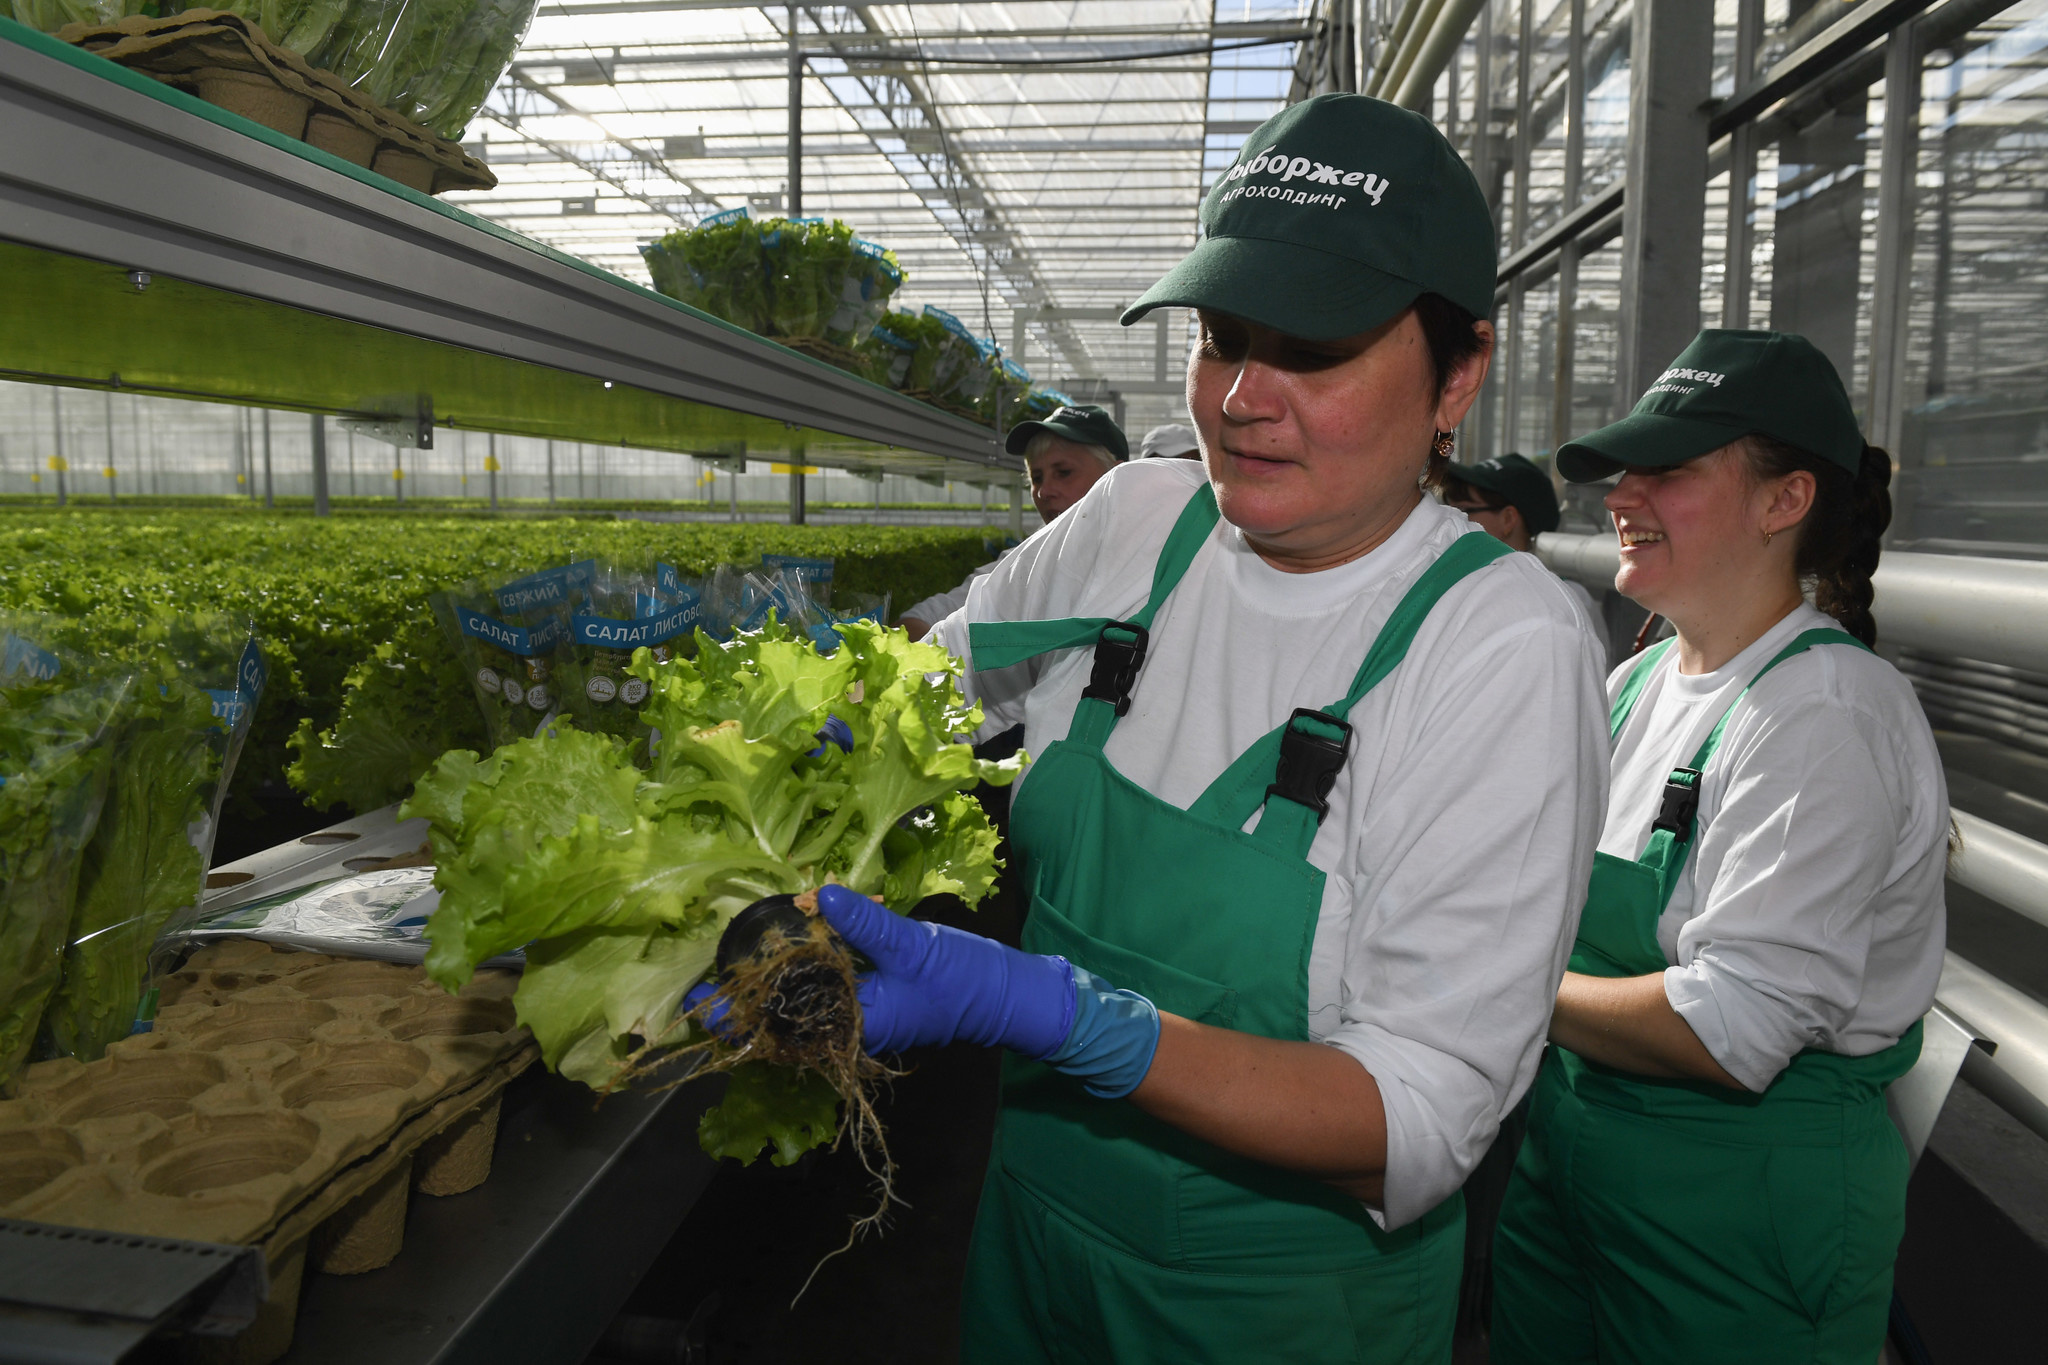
0,19,1006,476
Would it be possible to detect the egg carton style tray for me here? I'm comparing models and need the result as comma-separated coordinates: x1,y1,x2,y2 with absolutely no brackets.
0,939,535,1252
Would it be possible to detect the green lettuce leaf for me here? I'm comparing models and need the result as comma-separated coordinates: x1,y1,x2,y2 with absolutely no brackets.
699,1061,842,1167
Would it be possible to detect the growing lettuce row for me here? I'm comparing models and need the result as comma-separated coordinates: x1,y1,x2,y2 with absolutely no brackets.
0,509,997,816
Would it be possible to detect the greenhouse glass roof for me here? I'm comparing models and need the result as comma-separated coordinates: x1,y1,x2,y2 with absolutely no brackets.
443,1,1312,427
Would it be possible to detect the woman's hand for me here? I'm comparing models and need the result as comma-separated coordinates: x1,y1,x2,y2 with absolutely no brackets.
1548,971,1744,1088
813,883,1076,1057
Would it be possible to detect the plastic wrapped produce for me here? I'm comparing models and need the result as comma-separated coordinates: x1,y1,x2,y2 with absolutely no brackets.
0,629,126,1089
38,614,267,1064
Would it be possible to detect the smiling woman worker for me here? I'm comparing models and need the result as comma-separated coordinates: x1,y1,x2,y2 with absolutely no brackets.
1490,330,1948,1365
806,93,1607,1363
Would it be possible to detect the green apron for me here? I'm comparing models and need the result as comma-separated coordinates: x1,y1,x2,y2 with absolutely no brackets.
955,485,1508,1365
1492,628,1923,1365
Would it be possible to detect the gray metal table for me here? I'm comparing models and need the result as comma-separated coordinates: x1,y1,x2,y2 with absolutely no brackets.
280,1066,721,1365
200,808,723,1365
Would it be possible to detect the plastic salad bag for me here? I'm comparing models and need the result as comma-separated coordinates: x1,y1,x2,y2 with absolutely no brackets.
0,627,128,1088
862,321,918,389
765,217,855,341
643,207,770,335
562,560,706,740
433,559,587,751
39,614,268,1063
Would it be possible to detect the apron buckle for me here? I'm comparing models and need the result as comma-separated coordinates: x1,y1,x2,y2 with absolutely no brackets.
1651,766,1704,835
1081,620,1150,716
1266,708,1353,823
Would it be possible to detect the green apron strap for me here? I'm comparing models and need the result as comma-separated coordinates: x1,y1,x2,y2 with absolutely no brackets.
1641,627,1871,903
1610,638,1676,739
965,483,1221,672
1683,627,1869,771
1188,533,1514,849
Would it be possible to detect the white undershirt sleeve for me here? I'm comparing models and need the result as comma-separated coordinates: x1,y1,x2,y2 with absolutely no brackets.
1663,697,1900,1091
1320,611,1606,1227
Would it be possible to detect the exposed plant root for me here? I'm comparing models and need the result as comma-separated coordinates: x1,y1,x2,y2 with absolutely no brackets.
609,905,902,1300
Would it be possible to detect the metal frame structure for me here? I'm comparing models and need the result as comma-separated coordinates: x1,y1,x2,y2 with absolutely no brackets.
0,21,1012,489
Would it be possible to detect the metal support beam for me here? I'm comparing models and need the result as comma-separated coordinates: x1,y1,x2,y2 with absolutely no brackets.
1614,0,1713,408
1866,21,1923,452
261,407,274,509
310,412,330,516
789,460,806,525
787,6,803,217
102,388,116,501
1550,0,1586,458
1723,0,1764,327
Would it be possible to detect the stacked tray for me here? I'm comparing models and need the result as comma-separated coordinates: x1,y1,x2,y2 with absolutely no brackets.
0,939,537,1363
54,11,496,196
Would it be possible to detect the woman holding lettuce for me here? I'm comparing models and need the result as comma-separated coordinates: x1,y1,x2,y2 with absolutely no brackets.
808,94,1607,1363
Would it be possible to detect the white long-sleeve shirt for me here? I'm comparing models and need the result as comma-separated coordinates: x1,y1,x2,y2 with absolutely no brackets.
1601,605,1949,1092
933,459,1607,1228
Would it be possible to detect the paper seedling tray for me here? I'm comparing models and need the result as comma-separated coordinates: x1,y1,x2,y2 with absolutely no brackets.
0,939,537,1363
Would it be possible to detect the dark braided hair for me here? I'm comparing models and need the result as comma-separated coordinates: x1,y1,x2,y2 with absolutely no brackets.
1411,292,1487,490
1742,435,1893,647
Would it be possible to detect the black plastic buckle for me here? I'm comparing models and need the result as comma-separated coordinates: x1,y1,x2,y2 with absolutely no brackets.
1080,620,1149,717
1267,708,1353,824
1652,767,1703,835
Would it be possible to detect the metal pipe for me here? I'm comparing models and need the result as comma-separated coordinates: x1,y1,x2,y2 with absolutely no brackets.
1952,812,2048,934
1377,0,1450,101
1371,0,1430,93
1535,534,2048,679
1940,952,2048,1148
1393,0,1489,111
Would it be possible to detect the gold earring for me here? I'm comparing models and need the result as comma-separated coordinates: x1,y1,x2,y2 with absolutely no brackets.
1432,430,1455,461
1764,529,1775,546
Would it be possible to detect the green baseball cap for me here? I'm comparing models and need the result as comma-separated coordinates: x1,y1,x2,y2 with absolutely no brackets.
1005,404,1129,462
1120,93,1497,339
1446,453,1561,535
1555,330,1863,482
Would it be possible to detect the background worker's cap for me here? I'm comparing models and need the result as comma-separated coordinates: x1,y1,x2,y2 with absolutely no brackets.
1139,423,1201,459
1121,93,1497,339
1555,330,1864,482
1005,404,1129,462
1446,453,1561,534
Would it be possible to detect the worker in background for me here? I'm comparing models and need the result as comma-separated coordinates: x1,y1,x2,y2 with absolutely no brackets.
1441,452,1599,622
806,93,1605,1363
1491,330,1948,1365
897,405,1126,641
1138,422,1201,459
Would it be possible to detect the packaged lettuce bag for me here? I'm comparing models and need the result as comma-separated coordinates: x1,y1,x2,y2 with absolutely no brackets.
562,561,706,741
38,614,268,1063
433,561,586,751
0,626,127,1088
765,217,856,341
862,323,918,389
643,208,771,334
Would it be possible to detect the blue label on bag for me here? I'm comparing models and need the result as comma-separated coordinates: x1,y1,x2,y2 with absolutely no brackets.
205,636,269,731
0,634,61,681
657,561,687,599
574,599,700,649
700,205,750,229
762,555,832,587
460,610,565,656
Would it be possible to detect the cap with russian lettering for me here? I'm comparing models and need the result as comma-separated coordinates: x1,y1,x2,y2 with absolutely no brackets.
1555,329,1864,482
1005,404,1129,462
1120,93,1496,339
1445,453,1561,534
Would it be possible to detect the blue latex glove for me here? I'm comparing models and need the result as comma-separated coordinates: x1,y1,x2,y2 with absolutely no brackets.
816,885,1162,1098
805,715,854,758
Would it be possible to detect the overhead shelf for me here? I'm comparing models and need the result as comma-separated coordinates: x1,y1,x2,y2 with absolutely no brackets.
0,18,1009,479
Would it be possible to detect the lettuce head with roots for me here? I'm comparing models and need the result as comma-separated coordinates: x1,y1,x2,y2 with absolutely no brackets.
404,616,1023,1165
